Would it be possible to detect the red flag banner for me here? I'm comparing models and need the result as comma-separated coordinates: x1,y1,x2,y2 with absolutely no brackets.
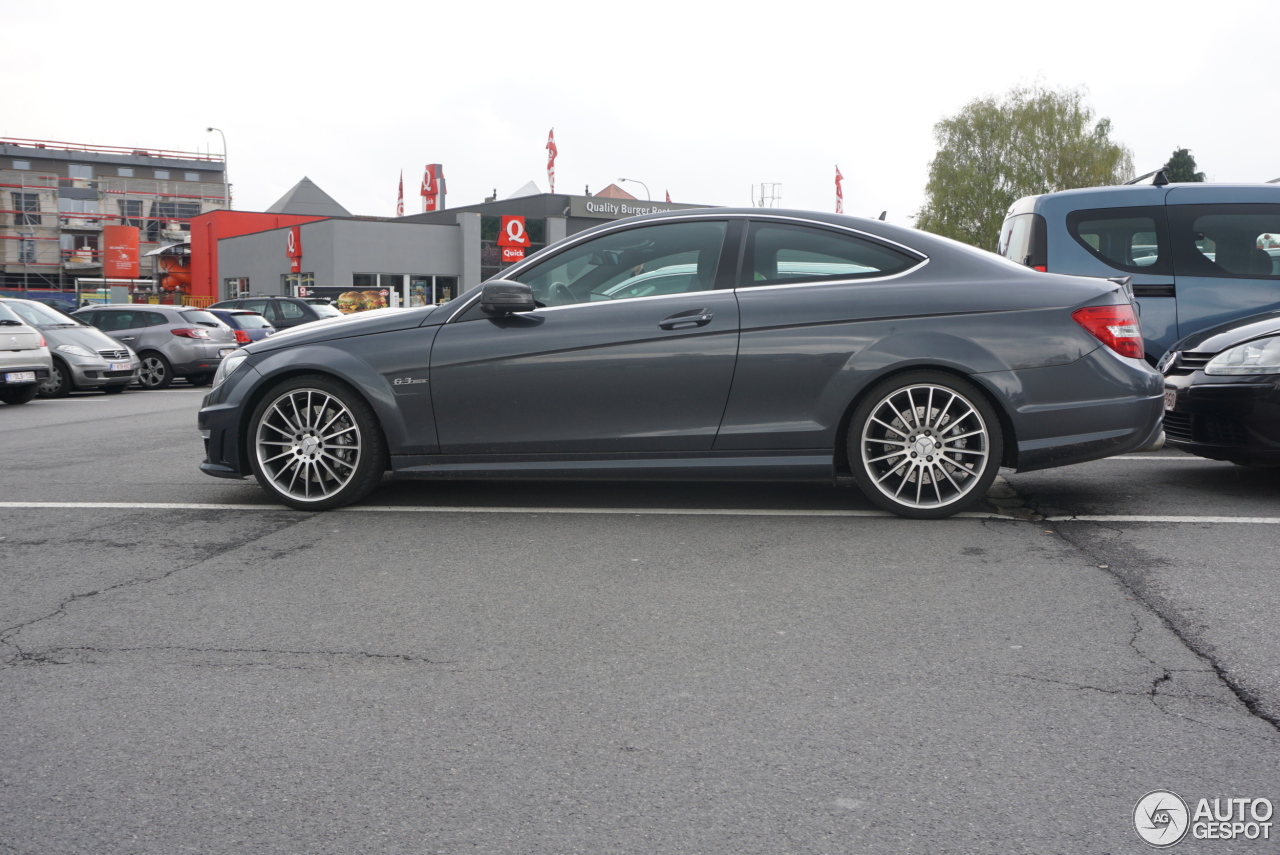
835,165,844,215
665,190,672,203
396,170,404,217
546,129,558,194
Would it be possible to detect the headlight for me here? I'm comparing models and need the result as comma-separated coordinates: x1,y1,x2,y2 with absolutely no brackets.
1204,336,1280,375
212,349,250,388
55,344,97,359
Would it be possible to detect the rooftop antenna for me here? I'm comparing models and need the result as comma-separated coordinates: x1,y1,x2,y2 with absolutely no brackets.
751,183,782,208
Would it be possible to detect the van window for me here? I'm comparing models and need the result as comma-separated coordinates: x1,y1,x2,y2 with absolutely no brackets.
1168,204,1280,279
1066,206,1170,275
997,213,1047,269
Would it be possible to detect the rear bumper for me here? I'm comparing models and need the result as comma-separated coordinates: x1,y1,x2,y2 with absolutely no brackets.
988,347,1166,472
1,364,51,384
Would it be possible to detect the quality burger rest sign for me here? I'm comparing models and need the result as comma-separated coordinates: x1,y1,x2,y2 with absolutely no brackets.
569,198,708,220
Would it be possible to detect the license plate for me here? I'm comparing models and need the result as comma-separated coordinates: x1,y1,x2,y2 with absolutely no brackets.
218,348,236,358
1164,389,1178,411
4,371,35,383
110,362,130,372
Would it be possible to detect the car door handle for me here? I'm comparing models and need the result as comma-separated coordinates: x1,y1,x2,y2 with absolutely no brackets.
118,336,136,341
658,308,713,330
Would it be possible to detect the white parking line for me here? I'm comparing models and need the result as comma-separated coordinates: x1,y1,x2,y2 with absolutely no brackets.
1,501,1277,524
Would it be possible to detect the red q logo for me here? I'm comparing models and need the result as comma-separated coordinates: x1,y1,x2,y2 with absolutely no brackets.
498,216,529,247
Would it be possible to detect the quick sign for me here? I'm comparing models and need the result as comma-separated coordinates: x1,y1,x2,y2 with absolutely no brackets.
286,226,302,273
497,215,529,263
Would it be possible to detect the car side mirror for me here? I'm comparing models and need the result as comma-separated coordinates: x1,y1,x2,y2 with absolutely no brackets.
480,280,536,315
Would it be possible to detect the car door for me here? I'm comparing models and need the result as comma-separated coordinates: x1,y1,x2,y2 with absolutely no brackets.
92,309,148,348
715,218,926,450
1165,188,1280,341
429,218,741,454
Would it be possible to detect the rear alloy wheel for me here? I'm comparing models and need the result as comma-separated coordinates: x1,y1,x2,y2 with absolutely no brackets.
137,353,173,389
38,358,73,398
248,375,386,511
849,371,1003,519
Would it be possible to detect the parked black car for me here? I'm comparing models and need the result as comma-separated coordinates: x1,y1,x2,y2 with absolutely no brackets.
1160,310,1280,466
198,209,1165,518
208,296,342,330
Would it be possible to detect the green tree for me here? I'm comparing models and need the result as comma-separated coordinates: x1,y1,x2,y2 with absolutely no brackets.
1163,147,1205,182
915,85,1134,249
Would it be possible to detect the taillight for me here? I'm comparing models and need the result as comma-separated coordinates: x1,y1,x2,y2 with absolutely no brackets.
38,334,46,347
170,328,210,339
1072,305,1143,359
1031,265,1047,272
234,329,251,344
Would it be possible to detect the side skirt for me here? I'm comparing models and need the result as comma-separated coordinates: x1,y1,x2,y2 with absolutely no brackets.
391,451,834,482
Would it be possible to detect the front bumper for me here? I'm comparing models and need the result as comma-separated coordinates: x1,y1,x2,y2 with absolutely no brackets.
66,358,139,389
1162,372,1280,465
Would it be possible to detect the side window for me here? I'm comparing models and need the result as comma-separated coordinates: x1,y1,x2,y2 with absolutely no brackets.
1168,204,1280,279
513,220,728,306
997,213,1047,269
278,301,307,319
241,300,271,319
143,312,168,327
741,222,919,287
1067,206,1170,275
98,311,141,331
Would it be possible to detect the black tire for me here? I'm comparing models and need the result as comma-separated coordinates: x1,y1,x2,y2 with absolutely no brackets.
0,384,39,405
247,374,387,511
37,358,73,398
187,373,212,387
102,384,126,395
137,352,173,389
848,370,1004,519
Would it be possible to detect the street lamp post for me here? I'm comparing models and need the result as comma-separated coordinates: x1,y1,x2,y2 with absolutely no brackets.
206,127,231,209
618,177,650,200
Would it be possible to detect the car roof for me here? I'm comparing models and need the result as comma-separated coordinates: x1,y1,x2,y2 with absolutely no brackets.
1007,182,1280,218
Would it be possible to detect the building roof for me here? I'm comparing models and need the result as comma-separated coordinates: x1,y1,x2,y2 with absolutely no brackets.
506,181,544,199
266,177,351,217
593,183,637,200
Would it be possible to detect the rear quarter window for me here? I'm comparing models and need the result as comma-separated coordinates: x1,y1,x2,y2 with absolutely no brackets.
1066,206,1171,275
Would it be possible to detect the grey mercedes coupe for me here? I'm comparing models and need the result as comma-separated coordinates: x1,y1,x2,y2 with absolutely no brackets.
197,209,1164,518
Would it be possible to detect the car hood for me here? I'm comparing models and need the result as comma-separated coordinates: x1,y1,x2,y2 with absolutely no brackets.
1174,310,1280,353
244,305,439,353
43,324,131,354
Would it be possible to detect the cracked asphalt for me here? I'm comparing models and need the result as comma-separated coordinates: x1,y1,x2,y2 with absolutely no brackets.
2,388,1278,854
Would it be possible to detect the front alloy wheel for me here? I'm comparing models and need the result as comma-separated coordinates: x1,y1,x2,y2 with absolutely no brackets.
850,372,1003,519
249,375,386,510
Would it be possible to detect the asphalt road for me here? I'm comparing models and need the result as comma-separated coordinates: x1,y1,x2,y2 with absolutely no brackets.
2,387,1278,854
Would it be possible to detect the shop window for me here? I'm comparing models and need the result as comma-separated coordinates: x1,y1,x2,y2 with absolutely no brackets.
282,272,315,295
352,273,377,289
12,192,41,225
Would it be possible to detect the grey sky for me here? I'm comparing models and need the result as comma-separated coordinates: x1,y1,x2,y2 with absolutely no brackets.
7,0,1273,227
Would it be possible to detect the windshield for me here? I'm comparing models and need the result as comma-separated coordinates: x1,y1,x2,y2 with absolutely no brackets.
5,299,81,327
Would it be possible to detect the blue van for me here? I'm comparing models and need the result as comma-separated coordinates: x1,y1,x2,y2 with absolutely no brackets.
998,182,1280,363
